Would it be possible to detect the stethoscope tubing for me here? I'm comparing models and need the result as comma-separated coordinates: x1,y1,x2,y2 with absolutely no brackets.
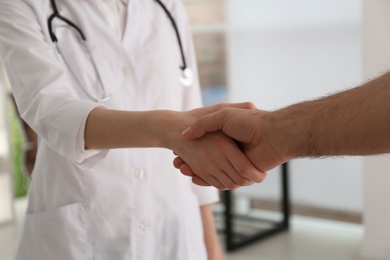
48,0,87,42
153,0,187,71
48,0,193,102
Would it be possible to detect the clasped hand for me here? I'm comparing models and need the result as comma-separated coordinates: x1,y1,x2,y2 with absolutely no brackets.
172,103,288,190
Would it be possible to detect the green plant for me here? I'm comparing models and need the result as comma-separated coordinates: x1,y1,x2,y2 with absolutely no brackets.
8,101,30,197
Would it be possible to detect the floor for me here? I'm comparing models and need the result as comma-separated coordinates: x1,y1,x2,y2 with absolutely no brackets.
1,198,365,260
223,217,364,260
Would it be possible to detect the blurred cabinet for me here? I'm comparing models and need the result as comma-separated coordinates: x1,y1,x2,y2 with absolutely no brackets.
183,0,228,105
222,163,290,251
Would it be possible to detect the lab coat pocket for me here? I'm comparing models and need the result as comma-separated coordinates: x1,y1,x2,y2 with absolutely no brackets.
14,202,91,260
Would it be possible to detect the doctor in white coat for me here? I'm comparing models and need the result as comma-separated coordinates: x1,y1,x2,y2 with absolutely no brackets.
0,0,264,259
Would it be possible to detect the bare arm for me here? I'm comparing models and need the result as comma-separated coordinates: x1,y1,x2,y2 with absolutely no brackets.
200,205,223,260
85,108,177,150
83,103,265,189
178,71,390,184
277,72,390,157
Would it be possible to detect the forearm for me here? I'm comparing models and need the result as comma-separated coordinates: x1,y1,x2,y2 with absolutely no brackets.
200,205,222,260
272,71,390,158
85,104,264,189
84,108,185,150
85,103,257,151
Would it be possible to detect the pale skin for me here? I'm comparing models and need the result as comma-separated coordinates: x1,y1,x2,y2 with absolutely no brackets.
175,71,390,187
200,205,223,260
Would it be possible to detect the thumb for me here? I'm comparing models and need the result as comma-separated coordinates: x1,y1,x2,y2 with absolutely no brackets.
192,102,257,118
182,110,226,139
183,103,256,138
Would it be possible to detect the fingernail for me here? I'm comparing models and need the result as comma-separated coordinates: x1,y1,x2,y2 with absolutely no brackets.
181,127,192,136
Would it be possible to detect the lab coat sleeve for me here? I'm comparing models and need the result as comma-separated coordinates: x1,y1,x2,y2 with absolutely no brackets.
0,1,107,166
191,184,220,206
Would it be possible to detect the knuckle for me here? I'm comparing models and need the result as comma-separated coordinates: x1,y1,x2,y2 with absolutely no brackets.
255,172,267,183
220,107,233,120
231,185,239,190
241,179,254,186
236,179,247,186
216,103,225,109
180,169,189,176
220,107,231,113
244,102,256,109
240,168,266,183
217,185,226,190
240,168,254,179
214,103,227,111
227,183,238,190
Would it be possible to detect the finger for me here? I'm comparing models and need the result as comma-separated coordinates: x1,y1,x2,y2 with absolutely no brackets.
213,155,253,188
174,145,236,188
187,159,240,189
178,155,239,189
220,153,256,187
173,156,185,169
182,109,228,139
191,175,210,186
183,102,257,139
179,163,195,177
193,175,227,190
210,169,240,190
196,102,256,116
227,147,267,183
188,162,231,189
212,102,257,111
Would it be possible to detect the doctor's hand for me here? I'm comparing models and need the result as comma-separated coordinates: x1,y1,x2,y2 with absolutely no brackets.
164,103,266,190
172,131,265,189
174,107,290,187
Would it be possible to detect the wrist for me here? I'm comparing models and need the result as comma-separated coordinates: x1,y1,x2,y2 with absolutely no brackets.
151,110,193,150
273,102,319,160
267,109,303,161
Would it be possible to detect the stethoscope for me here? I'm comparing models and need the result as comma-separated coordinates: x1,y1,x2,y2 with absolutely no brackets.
48,0,194,103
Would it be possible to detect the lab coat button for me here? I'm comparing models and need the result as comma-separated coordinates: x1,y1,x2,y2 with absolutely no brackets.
139,221,150,232
134,169,144,179
122,65,132,76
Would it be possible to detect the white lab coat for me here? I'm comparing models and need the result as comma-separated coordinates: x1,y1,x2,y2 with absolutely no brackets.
0,0,219,259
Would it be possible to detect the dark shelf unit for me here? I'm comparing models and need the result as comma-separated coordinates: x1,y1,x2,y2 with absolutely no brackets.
223,162,290,252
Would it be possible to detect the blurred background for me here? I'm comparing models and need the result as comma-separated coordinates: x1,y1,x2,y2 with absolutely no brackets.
1,0,390,259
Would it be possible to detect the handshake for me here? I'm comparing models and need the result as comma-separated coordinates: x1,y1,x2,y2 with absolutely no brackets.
169,102,292,190
169,73,390,190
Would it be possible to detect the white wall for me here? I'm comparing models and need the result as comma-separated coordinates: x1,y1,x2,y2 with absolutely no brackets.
0,61,14,225
360,1,390,258
227,0,364,213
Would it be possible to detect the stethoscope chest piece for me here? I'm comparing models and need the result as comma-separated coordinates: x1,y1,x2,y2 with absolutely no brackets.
180,67,194,87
